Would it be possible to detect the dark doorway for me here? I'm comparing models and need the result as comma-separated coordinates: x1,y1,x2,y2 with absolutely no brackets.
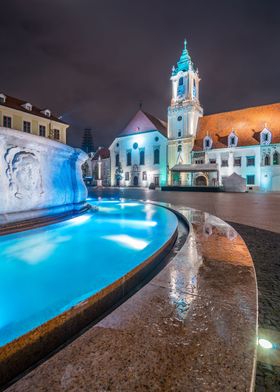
133,176,138,186
195,175,207,186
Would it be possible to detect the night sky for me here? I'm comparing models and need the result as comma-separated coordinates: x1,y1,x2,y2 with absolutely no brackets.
1,0,279,149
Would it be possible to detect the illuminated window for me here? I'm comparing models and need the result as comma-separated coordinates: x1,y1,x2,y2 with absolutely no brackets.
247,175,255,185
209,158,216,164
154,148,160,164
54,129,60,140
142,171,147,181
125,172,129,181
247,156,255,166
3,115,11,128
115,153,119,167
39,125,46,137
139,149,145,165
126,151,131,166
273,151,279,165
234,157,241,166
23,121,31,133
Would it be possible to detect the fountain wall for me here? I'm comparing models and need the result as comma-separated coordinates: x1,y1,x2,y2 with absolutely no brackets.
0,127,88,224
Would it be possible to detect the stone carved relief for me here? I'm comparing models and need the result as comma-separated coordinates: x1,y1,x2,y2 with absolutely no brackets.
5,147,43,201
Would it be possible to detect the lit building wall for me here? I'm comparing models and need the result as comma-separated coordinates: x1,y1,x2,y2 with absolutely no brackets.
110,131,167,187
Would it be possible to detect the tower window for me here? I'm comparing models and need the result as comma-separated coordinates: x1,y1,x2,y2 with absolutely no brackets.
177,116,182,121
177,145,182,152
133,142,138,150
178,131,181,137
155,136,159,142
154,148,160,164
178,77,184,86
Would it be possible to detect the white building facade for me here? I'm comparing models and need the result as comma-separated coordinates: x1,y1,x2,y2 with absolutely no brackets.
109,41,280,191
109,110,167,187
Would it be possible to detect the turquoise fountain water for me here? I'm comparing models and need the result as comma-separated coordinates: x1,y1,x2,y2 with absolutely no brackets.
0,200,177,347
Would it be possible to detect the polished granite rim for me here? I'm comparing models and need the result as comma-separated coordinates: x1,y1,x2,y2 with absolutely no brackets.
3,202,258,392
0,202,180,390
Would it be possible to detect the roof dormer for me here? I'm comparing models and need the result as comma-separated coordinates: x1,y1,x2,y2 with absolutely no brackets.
22,102,32,111
203,135,212,150
0,93,6,103
41,109,51,117
228,130,238,147
260,127,271,145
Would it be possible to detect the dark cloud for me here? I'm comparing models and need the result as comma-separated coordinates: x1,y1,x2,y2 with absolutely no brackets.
0,0,279,149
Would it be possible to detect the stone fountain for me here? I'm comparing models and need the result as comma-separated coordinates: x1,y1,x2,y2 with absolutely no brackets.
0,127,88,225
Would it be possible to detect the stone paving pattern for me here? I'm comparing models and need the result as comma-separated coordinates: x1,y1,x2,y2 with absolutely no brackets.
229,222,280,392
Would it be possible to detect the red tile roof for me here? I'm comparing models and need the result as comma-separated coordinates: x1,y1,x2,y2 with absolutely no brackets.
194,102,280,150
92,147,110,160
119,110,167,137
0,93,68,125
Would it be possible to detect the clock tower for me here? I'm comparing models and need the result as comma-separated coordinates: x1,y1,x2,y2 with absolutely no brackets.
167,40,203,179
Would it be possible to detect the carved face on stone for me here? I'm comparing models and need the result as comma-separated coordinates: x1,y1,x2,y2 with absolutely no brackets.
11,152,42,199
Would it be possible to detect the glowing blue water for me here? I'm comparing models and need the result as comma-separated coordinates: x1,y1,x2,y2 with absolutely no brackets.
0,200,177,347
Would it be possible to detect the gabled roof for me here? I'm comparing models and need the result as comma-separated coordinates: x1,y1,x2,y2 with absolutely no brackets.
92,147,110,160
119,110,167,138
194,102,280,150
0,93,68,125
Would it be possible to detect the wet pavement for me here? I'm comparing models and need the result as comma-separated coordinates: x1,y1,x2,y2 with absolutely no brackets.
5,199,257,391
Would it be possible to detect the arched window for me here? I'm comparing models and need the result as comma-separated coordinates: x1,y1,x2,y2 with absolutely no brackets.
264,154,270,166
139,149,145,165
228,131,238,147
154,148,160,164
126,151,131,166
273,151,279,165
203,136,212,150
177,144,182,153
115,153,119,167
260,128,272,145
179,77,184,86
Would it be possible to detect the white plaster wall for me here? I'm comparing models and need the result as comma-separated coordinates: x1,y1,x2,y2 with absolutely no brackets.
0,127,88,219
109,131,167,187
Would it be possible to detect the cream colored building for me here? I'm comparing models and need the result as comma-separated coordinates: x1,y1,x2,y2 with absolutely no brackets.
0,93,68,143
